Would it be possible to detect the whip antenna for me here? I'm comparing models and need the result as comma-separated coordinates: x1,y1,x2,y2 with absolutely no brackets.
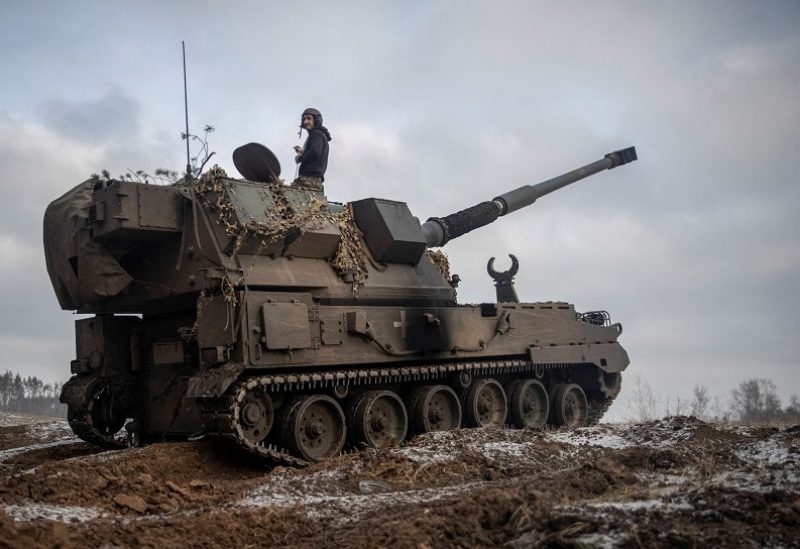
182,41,192,179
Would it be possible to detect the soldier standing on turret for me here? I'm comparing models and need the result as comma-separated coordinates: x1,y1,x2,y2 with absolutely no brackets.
292,107,331,193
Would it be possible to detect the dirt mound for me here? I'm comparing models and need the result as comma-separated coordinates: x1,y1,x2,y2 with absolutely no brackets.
0,414,798,548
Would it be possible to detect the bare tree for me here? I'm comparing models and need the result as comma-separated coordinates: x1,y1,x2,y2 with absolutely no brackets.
94,124,216,186
690,385,711,419
664,394,688,417
625,372,659,422
784,395,800,422
730,378,782,423
709,395,729,423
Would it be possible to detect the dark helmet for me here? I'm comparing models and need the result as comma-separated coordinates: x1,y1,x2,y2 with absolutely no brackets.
301,107,323,128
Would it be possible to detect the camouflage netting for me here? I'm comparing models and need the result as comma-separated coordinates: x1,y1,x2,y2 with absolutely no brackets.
43,178,134,310
426,250,451,280
329,206,369,295
194,166,368,296
194,167,328,254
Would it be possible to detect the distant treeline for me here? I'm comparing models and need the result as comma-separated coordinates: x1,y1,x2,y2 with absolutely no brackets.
626,375,800,425
0,371,67,418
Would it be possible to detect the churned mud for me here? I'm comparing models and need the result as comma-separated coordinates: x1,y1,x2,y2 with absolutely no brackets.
0,413,798,548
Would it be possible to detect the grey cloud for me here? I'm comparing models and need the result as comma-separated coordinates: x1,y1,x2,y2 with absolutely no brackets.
0,112,179,383
0,1,798,410
38,87,142,143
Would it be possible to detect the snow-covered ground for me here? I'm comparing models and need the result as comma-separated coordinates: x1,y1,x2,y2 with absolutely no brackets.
1,414,797,547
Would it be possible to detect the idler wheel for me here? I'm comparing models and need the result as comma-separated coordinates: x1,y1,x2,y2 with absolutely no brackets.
507,379,549,429
280,395,346,462
236,389,274,445
347,390,408,448
464,379,507,427
63,374,128,448
90,385,127,438
550,383,589,429
599,371,622,400
406,385,462,434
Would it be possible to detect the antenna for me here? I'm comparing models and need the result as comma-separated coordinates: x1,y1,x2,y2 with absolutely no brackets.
182,41,192,179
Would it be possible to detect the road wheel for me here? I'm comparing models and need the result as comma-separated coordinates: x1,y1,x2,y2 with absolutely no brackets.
551,383,589,429
347,390,408,448
465,378,507,427
237,388,274,445
507,379,549,429
406,385,462,434
280,395,346,462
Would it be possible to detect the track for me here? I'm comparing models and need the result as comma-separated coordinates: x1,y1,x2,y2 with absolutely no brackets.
201,359,618,466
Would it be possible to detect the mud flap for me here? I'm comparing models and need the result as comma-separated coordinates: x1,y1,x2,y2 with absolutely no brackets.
186,362,246,398
528,342,629,373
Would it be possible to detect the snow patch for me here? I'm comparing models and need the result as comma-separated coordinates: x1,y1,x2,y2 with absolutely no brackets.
240,476,477,525
0,437,80,463
736,437,796,467
480,441,531,458
616,419,699,448
31,420,71,436
586,499,694,512
395,445,456,464
709,469,800,493
0,414,62,428
574,531,628,549
4,502,102,523
549,427,631,449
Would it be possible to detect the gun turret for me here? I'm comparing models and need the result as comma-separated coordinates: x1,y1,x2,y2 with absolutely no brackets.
421,147,637,247
44,145,638,313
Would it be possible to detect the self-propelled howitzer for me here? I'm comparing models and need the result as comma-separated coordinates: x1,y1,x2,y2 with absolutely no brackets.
45,146,638,465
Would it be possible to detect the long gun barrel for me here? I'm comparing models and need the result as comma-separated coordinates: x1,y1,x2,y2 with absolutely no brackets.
421,146,637,247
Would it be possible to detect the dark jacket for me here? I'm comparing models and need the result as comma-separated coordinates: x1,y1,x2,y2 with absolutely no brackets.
298,125,331,181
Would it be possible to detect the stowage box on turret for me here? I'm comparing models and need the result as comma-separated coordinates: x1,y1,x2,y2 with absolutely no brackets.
44,145,637,464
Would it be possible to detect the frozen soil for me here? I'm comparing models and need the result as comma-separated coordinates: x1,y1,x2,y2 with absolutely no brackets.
0,414,798,548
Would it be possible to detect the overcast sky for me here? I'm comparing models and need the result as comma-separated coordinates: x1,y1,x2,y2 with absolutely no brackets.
1,1,798,419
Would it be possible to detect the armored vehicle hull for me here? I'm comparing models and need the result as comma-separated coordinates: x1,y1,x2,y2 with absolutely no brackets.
45,147,636,465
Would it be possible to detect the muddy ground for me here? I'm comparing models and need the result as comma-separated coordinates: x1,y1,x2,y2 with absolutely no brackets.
0,413,797,548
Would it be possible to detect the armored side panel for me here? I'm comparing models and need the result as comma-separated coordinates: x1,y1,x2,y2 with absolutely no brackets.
71,315,140,375
91,182,183,240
